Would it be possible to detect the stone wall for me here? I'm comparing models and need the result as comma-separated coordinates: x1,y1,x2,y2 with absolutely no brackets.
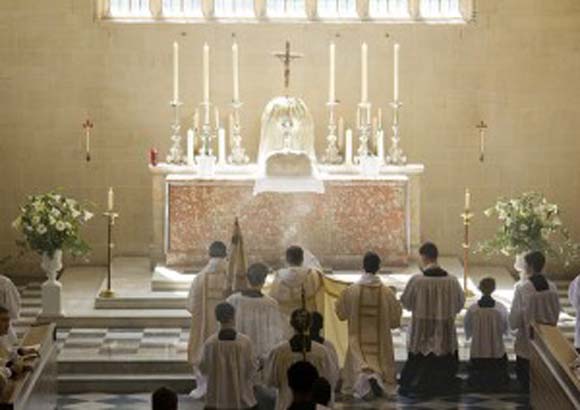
1,0,579,275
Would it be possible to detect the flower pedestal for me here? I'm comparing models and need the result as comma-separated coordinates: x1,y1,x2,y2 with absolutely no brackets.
40,250,64,318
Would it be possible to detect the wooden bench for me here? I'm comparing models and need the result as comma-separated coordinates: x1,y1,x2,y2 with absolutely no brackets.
529,323,580,410
0,323,57,410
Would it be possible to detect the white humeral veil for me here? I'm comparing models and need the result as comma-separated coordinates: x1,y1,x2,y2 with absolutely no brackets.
400,274,465,356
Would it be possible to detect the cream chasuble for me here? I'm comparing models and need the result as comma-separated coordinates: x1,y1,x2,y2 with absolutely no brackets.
335,273,402,397
186,257,230,364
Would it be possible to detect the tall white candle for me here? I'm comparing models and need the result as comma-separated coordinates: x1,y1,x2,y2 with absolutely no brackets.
378,108,383,129
218,128,226,165
107,187,114,211
173,42,179,102
232,41,240,102
338,116,345,149
203,43,210,103
377,129,385,164
214,107,220,129
361,42,368,103
465,188,471,210
345,129,353,166
187,129,195,166
194,109,200,130
394,43,400,102
329,42,336,103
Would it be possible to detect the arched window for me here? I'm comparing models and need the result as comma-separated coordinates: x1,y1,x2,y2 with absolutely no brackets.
162,0,203,17
109,0,151,17
369,0,409,18
215,0,255,18
267,0,306,18
420,0,462,19
318,0,357,19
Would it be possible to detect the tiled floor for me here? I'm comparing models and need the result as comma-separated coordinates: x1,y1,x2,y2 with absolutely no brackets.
57,392,531,409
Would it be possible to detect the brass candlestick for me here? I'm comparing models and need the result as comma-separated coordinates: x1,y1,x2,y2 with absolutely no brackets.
99,211,119,298
461,208,475,298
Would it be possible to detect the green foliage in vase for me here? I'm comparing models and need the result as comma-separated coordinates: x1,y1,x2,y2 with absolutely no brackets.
12,192,93,258
478,192,580,266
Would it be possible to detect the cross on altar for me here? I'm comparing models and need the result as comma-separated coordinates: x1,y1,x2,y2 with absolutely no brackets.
272,41,304,93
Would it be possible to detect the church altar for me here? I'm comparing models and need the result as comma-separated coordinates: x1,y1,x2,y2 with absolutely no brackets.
149,163,424,270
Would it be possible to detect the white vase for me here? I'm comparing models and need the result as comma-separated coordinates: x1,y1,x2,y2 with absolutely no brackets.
40,249,63,317
513,252,528,283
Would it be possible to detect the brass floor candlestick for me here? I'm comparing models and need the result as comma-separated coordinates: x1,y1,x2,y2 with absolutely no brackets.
461,208,475,298
99,211,119,298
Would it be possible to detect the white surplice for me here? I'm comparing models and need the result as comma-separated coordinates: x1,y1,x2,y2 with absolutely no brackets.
400,270,465,356
186,257,231,365
199,332,258,410
509,278,561,359
569,275,580,348
464,300,509,359
335,273,402,398
265,339,338,410
268,266,323,331
226,292,285,360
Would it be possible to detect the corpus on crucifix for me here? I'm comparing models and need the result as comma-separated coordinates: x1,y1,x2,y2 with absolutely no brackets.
272,41,304,95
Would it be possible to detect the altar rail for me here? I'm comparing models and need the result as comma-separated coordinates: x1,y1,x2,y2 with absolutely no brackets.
0,324,57,410
529,323,580,410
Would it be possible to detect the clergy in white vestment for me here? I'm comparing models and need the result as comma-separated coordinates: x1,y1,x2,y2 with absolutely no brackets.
569,273,580,353
226,263,285,361
335,252,402,399
268,246,323,332
399,242,465,397
264,309,339,410
186,241,230,398
0,275,21,346
199,302,258,410
464,277,510,390
509,251,560,390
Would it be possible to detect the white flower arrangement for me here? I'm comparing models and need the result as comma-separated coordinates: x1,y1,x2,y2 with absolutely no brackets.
478,192,580,266
13,192,93,258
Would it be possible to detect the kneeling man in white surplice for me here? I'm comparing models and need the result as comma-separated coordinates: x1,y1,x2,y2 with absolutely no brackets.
226,262,285,362
335,252,402,399
198,302,258,410
268,246,323,333
264,309,339,410
186,241,231,398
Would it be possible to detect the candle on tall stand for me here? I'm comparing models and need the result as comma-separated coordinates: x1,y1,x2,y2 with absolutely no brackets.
166,41,184,164
377,108,383,130
100,188,119,299
386,42,407,165
461,188,475,298
322,41,342,164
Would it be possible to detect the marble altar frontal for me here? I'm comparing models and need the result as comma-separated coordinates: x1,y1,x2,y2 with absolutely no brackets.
166,178,408,268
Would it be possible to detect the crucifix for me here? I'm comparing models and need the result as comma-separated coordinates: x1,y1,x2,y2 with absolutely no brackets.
476,120,488,162
82,119,94,162
272,41,304,94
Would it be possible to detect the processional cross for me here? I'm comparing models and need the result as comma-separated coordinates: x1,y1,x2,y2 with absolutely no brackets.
272,41,304,94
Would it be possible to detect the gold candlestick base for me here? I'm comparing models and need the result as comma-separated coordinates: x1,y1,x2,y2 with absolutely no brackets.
99,289,116,298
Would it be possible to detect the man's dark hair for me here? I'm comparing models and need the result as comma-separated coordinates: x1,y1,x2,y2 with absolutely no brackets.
152,386,178,410
419,242,439,261
525,251,546,274
290,308,311,333
247,263,269,287
310,311,324,342
209,241,227,258
312,377,332,406
363,251,381,274
286,246,304,266
215,302,235,324
287,361,319,395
